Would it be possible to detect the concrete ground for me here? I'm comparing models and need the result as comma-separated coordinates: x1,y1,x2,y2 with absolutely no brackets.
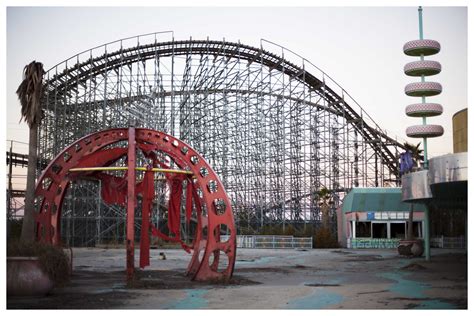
7,247,467,309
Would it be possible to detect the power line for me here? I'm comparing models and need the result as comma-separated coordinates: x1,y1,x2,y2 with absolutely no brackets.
6,139,29,145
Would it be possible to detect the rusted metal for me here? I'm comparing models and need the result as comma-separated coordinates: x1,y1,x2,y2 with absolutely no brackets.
139,165,154,269
33,127,236,282
126,127,136,281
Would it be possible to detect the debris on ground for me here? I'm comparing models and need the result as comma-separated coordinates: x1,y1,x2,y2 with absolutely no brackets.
305,283,340,287
400,263,427,271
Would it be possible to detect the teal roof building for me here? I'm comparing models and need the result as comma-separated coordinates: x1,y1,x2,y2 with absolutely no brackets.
338,187,427,248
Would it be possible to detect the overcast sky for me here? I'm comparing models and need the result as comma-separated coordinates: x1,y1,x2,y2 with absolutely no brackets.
6,5,467,160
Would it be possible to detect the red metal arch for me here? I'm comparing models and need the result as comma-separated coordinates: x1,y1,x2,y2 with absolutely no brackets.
34,127,236,281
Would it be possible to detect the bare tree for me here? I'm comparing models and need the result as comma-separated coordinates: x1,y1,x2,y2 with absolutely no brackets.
16,61,44,242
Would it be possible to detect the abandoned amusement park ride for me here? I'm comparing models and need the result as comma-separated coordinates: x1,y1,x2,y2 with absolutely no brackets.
34,127,237,282
19,28,421,282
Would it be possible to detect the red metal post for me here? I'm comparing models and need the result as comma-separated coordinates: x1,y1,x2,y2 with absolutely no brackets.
139,166,154,268
126,127,136,282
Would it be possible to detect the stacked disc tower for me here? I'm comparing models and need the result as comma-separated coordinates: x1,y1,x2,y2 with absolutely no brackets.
404,6,444,168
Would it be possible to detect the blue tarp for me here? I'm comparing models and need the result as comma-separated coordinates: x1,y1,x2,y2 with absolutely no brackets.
399,151,414,174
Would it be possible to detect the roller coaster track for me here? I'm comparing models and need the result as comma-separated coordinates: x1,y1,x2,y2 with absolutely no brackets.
44,39,404,178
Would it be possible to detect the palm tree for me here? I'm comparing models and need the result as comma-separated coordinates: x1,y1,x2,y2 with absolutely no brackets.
403,141,423,169
317,187,332,229
16,61,45,242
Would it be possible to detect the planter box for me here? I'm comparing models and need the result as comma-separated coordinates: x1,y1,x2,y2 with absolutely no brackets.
7,257,54,296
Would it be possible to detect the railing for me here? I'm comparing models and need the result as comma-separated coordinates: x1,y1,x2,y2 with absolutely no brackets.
348,238,401,249
430,236,466,249
222,235,313,249
347,236,466,249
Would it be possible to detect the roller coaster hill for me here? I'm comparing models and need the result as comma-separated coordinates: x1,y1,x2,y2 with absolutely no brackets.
20,33,408,245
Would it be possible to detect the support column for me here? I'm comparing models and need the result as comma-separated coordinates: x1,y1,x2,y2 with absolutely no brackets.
126,127,136,282
424,209,431,261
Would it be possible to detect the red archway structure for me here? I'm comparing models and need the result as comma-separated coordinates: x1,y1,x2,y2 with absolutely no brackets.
33,127,236,282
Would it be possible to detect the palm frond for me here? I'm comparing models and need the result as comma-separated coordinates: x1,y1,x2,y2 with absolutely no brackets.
403,141,423,155
16,61,45,127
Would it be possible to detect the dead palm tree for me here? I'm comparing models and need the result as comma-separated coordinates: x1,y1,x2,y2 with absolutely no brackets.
16,61,45,242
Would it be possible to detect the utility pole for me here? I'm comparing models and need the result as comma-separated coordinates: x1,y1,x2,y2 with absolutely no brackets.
8,141,13,218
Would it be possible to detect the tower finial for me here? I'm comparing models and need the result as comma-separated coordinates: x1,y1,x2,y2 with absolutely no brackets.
418,6,424,40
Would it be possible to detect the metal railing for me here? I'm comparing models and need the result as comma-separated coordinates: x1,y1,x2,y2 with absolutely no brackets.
223,235,313,249
348,238,401,249
347,236,467,249
430,236,466,249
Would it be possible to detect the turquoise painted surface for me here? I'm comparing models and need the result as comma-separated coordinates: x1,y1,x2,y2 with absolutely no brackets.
380,271,457,309
285,288,343,309
381,272,427,298
342,187,427,213
351,238,400,249
166,289,208,309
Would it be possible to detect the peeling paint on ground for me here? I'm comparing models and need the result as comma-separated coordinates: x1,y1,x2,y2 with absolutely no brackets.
285,287,344,309
380,271,427,298
8,248,466,309
380,271,456,309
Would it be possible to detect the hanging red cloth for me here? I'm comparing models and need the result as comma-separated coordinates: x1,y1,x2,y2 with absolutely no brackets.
96,173,128,206
150,225,192,253
167,174,185,237
148,173,193,254
185,180,193,225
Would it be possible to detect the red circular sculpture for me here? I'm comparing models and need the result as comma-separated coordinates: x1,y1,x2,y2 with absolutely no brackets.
33,127,236,282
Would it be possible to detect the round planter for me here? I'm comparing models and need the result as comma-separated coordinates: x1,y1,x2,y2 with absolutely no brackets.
7,257,54,296
411,240,424,257
397,240,424,257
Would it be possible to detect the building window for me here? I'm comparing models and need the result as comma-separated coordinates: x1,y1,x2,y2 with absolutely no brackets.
355,221,371,237
372,223,387,238
390,222,406,239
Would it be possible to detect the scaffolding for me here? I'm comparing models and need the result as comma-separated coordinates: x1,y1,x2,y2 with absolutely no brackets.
35,32,405,245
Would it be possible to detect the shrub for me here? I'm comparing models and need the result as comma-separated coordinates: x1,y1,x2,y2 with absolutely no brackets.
313,227,339,248
7,241,71,286
283,224,296,236
7,218,23,240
